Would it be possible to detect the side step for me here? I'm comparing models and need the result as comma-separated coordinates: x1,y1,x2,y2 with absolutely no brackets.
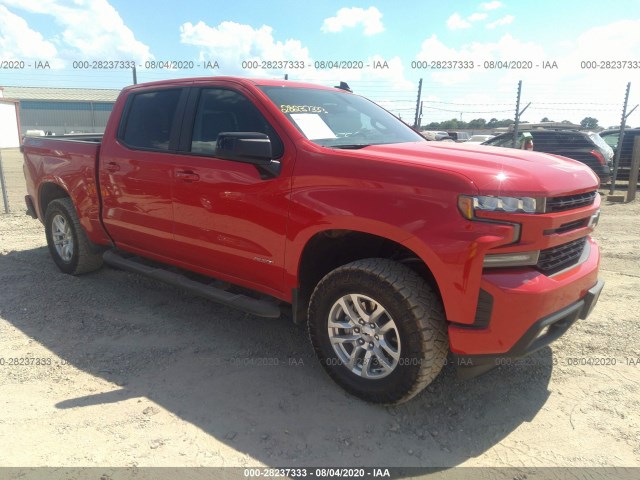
103,250,281,318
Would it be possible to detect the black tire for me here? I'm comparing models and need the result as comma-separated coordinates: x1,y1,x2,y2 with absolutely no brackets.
44,198,103,275
308,258,448,404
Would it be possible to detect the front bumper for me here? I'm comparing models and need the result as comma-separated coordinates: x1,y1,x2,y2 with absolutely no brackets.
448,236,603,378
452,279,604,378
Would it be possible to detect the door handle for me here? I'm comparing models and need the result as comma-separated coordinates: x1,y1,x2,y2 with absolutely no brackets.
175,170,200,182
106,162,120,172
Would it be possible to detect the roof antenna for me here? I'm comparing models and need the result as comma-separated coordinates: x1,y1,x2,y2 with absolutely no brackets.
334,81,352,92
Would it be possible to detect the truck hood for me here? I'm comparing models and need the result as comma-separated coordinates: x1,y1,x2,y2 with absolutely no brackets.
354,141,599,196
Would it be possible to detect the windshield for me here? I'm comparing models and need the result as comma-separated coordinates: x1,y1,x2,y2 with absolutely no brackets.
469,135,491,142
259,86,425,148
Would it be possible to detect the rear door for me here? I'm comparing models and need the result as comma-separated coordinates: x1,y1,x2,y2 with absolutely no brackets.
169,85,293,294
99,87,188,258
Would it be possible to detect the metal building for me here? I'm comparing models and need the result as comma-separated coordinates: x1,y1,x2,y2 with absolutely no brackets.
1,86,120,136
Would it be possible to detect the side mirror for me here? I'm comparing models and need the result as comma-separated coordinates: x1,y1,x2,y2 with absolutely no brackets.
215,132,272,165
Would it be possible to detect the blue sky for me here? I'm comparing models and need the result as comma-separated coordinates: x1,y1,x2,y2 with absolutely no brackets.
1,0,639,126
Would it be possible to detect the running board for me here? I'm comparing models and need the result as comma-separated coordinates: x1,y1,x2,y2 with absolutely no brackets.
103,250,281,318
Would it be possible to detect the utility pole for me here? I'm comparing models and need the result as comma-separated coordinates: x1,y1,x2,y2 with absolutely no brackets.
132,66,137,85
512,80,530,148
414,78,423,129
610,82,638,194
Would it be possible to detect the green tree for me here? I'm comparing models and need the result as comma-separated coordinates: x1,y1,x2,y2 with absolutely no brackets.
580,117,599,129
496,119,514,127
468,118,487,129
440,118,459,130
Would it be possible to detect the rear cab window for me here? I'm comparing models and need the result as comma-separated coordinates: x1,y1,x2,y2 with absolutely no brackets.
118,88,184,151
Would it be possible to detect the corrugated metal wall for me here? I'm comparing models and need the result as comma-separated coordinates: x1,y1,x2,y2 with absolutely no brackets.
20,101,114,135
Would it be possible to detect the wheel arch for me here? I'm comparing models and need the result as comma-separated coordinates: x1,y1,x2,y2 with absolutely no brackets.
38,181,70,220
291,228,443,325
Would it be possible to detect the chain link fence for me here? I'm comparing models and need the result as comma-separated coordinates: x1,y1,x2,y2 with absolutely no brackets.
0,148,27,214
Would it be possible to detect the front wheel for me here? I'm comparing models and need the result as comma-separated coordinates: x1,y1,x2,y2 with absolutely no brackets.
44,198,103,275
308,258,448,404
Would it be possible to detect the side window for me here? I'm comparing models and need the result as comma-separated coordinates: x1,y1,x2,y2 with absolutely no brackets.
602,133,619,149
190,88,284,158
120,89,182,151
490,134,521,148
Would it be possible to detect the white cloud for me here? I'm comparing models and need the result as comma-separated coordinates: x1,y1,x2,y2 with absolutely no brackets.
0,5,58,61
414,25,640,127
180,20,311,75
565,19,640,59
0,0,152,62
179,19,416,116
321,7,384,36
468,12,488,22
486,14,514,29
446,13,471,30
480,1,503,10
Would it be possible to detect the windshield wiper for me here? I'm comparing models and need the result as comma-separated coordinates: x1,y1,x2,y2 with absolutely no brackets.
329,144,371,149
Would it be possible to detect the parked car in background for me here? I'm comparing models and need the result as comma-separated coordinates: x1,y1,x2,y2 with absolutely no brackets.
447,131,471,142
421,130,454,141
599,128,640,182
466,134,495,144
482,129,612,184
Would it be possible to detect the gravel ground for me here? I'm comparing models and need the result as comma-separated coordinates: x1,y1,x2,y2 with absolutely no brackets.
0,147,639,469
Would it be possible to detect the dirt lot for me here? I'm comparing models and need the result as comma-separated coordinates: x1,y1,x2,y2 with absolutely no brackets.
1,147,639,469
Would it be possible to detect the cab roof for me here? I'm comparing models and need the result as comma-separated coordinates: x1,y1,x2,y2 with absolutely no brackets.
122,76,345,93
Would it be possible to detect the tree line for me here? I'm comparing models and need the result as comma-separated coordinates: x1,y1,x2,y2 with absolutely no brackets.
421,116,600,131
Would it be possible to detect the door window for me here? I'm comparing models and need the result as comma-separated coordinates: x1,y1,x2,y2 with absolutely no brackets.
190,88,283,157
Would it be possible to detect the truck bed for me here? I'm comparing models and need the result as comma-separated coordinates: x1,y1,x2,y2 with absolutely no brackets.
22,135,111,246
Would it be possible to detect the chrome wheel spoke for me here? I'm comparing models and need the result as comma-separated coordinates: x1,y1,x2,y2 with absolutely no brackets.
337,297,360,325
378,320,396,335
372,346,394,372
378,338,400,361
327,293,401,379
350,294,370,322
330,334,360,345
361,350,374,378
328,317,353,330
53,216,65,233
346,346,365,371
369,304,386,324
51,214,74,262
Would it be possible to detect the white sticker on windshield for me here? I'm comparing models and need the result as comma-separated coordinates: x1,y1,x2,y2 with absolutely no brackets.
290,113,336,140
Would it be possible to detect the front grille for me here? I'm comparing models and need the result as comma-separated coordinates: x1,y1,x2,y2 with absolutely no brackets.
546,191,597,212
537,237,587,275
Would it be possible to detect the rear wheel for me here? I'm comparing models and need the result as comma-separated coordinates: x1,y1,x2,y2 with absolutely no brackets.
308,258,448,404
44,198,103,275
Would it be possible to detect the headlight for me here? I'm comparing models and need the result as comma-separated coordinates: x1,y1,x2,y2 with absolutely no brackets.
458,195,540,220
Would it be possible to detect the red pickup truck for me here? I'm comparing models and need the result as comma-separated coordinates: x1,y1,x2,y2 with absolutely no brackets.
22,77,604,404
